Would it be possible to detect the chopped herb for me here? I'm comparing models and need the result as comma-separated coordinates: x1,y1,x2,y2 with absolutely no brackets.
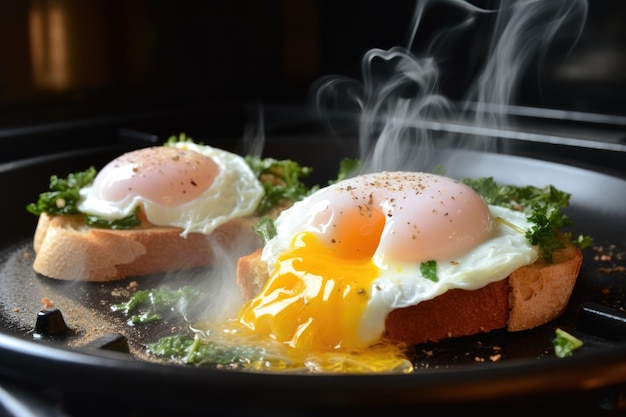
253,216,277,243
553,328,583,358
111,286,202,322
147,334,264,366
245,156,316,215
129,311,161,325
148,334,196,361
26,167,97,216
420,260,438,282
85,206,142,230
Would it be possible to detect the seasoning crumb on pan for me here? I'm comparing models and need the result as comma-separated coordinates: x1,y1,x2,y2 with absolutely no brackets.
593,244,626,273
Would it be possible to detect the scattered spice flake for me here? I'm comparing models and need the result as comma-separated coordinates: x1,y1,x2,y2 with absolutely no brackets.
599,266,626,274
41,297,54,308
592,244,626,274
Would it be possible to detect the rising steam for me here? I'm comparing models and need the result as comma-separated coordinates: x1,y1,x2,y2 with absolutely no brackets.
310,0,588,174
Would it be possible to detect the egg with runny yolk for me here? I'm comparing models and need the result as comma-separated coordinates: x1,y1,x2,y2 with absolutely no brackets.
236,172,537,362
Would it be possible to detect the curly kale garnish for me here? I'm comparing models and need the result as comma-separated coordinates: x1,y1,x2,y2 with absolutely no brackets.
26,167,97,216
245,156,316,215
462,177,592,262
525,204,570,263
461,177,571,211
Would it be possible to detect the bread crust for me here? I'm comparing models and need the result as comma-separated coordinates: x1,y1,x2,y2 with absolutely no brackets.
33,213,261,282
507,244,582,331
236,248,267,300
235,245,583,345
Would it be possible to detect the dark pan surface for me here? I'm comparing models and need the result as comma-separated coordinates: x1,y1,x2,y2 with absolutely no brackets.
0,142,625,415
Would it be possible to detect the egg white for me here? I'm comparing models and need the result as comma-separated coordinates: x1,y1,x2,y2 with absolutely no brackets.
358,205,537,343
78,141,264,236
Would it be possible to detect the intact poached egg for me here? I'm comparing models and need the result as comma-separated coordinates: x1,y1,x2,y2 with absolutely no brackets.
78,141,264,236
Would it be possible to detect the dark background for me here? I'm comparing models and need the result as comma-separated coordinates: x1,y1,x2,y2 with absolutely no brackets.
0,0,625,162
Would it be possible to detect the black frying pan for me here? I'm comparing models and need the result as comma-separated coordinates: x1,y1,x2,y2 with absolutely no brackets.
0,137,625,416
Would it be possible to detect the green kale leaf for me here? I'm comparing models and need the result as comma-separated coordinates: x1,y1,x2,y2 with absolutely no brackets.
245,156,315,215
26,167,97,216
462,177,592,262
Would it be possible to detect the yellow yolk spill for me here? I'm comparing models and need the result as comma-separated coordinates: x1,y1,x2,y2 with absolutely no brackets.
224,203,414,373
238,200,389,351
192,224,412,373
194,317,413,373
238,232,381,350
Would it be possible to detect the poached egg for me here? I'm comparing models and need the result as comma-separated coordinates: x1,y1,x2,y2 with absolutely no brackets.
78,141,264,236
231,172,537,369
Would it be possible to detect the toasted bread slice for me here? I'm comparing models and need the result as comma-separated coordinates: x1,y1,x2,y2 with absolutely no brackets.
33,213,261,282
236,245,583,345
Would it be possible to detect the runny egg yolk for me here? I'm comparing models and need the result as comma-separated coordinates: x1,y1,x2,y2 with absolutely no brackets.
92,147,219,208
238,172,494,353
238,231,381,350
